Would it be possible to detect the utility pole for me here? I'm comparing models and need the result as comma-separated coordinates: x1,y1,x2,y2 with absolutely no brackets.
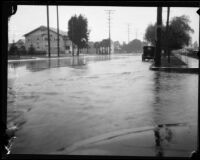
72,20,74,56
198,8,200,154
155,7,162,67
166,7,170,63
47,5,51,58
105,10,114,54
56,5,60,57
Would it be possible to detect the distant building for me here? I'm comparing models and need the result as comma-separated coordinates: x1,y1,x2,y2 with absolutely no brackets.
24,25,72,55
86,41,96,54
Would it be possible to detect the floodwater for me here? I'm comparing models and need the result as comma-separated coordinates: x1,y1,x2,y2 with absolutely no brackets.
7,54,198,155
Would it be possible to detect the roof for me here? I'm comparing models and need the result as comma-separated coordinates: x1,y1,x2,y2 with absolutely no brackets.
24,25,68,37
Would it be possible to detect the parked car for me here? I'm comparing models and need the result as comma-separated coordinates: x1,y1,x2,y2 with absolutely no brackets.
142,46,155,61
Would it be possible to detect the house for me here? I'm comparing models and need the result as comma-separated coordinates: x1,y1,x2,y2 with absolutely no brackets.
24,25,72,55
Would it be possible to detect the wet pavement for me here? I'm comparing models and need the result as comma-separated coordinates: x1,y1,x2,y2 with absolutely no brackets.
59,124,196,157
176,54,199,68
7,54,198,156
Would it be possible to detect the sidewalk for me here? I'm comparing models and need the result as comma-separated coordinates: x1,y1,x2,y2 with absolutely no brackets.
150,53,199,74
51,124,197,157
8,54,97,63
175,54,198,68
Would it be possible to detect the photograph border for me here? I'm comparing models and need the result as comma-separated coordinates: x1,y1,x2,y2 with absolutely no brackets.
1,1,200,160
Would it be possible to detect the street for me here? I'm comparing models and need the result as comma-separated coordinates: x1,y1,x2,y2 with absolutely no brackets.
7,54,198,155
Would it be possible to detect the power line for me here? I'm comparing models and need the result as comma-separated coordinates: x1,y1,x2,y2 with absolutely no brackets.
105,10,115,54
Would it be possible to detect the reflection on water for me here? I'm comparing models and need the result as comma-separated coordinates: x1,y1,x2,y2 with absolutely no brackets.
154,124,173,157
8,55,113,73
153,70,197,125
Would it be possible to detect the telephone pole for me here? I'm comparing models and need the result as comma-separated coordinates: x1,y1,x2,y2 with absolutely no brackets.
56,5,60,57
166,7,170,63
155,7,162,67
47,5,51,58
105,10,114,54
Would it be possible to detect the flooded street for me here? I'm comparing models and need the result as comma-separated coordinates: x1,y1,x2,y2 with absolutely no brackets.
7,54,198,154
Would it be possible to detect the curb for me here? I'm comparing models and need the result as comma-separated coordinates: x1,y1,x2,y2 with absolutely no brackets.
149,64,199,74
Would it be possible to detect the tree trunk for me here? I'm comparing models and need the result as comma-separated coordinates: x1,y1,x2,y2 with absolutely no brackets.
72,43,74,56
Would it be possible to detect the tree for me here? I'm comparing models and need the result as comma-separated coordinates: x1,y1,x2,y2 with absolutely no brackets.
68,14,89,56
144,15,194,52
144,24,157,46
120,39,143,53
9,43,18,56
167,15,194,50
19,46,27,55
126,39,143,53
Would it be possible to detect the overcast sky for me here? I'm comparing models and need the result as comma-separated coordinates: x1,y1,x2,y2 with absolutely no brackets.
9,5,199,44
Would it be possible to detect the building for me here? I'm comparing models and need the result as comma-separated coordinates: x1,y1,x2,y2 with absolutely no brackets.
24,25,72,55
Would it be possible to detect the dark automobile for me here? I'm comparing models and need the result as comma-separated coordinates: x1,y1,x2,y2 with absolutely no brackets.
142,46,155,61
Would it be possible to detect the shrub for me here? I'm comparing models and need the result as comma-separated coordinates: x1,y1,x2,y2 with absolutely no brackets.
9,43,18,55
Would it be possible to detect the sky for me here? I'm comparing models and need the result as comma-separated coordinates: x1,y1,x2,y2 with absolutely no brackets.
9,5,199,45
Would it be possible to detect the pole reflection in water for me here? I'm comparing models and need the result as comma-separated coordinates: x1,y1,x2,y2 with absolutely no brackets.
153,71,161,124
57,58,60,67
152,72,175,157
48,58,51,69
153,71,164,157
